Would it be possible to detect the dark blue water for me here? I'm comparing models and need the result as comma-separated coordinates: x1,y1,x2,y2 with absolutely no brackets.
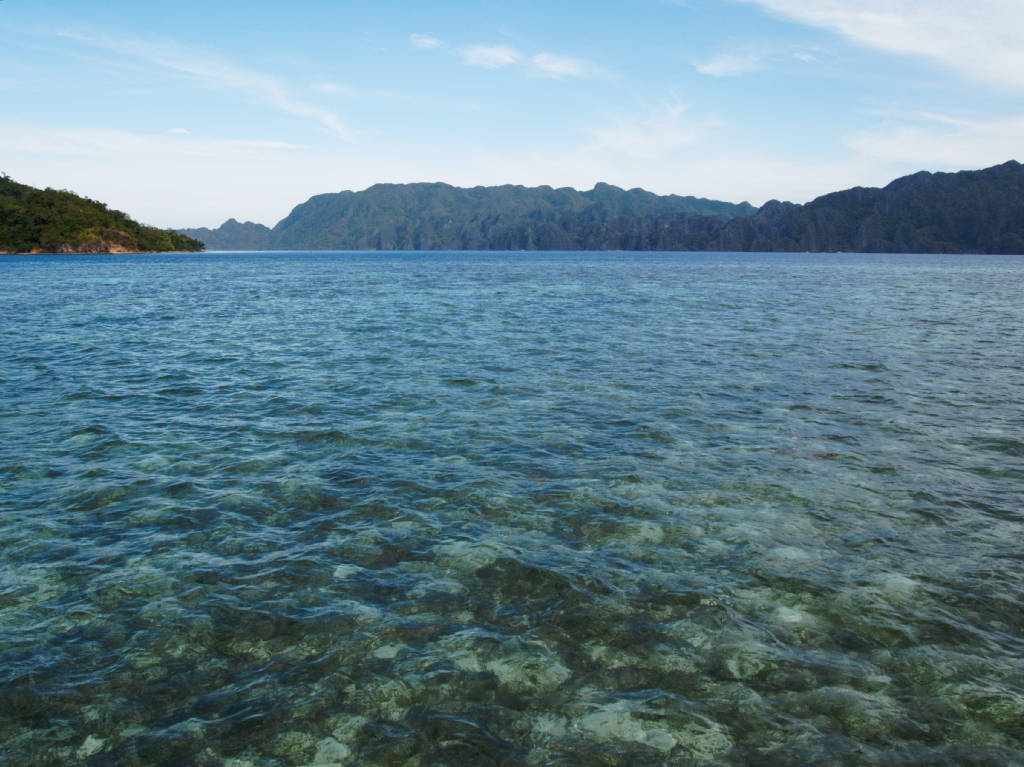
2,251,1022,766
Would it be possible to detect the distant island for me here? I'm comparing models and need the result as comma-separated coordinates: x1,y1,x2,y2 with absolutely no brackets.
180,161,1024,254
0,175,203,255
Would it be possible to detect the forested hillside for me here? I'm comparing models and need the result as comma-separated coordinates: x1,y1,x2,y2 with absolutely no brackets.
183,182,755,251
181,161,1024,254
0,176,202,254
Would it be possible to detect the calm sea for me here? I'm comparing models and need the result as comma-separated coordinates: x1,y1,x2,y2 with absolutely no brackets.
1,251,1022,766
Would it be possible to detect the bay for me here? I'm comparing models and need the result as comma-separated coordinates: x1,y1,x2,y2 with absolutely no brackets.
1,251,1022,765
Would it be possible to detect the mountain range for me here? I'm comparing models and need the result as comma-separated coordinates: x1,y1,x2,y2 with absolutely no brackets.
179,161,1024,254
181,183,755,251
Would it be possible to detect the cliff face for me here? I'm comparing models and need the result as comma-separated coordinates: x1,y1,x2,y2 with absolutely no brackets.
0,176,203,254
711,161,1024,254
185,182,756,251
180,161,1024,254
264,181,755,251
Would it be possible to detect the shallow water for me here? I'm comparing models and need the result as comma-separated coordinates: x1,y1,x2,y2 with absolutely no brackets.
1,251,1022,766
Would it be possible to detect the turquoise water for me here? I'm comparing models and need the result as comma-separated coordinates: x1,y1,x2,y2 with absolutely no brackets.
1,251,1022,766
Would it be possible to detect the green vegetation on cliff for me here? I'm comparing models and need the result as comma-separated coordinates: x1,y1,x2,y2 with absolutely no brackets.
181,182,755,251
0,175,203,254
268,181,754,251
709,161,1024,254
182,162,1024,254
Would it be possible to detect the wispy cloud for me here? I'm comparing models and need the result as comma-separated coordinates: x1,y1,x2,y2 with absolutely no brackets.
460,44,599,79
410,34,444,50
531,53,589,79
846,112,1024,166
312,81,358,96
695,44,823,76
460,44,522,69
588,98,700,158
56,30,351,138
696,53,762,76
736,0,1024,89
0,123,306,160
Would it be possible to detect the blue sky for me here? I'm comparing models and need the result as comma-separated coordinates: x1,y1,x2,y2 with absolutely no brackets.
2,0,1022,227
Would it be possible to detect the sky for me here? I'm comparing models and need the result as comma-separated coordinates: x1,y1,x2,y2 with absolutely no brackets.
1,0,1022,228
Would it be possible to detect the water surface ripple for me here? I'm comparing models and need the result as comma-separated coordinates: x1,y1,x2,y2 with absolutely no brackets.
1,251,1022,766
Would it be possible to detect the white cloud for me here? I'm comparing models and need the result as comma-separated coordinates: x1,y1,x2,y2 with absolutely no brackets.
696,53,762,76
312,81,358,97
587,99,700,158
846,112,1024,167
410,34,443,50
460,44,522,69
531,53,589,79
736,0,1024,89
57,30,351,138
0,122,303,161
0,123,304,160
460,46,599,79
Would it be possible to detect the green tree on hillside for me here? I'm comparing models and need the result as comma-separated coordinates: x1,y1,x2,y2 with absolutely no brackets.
0,175,203,254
